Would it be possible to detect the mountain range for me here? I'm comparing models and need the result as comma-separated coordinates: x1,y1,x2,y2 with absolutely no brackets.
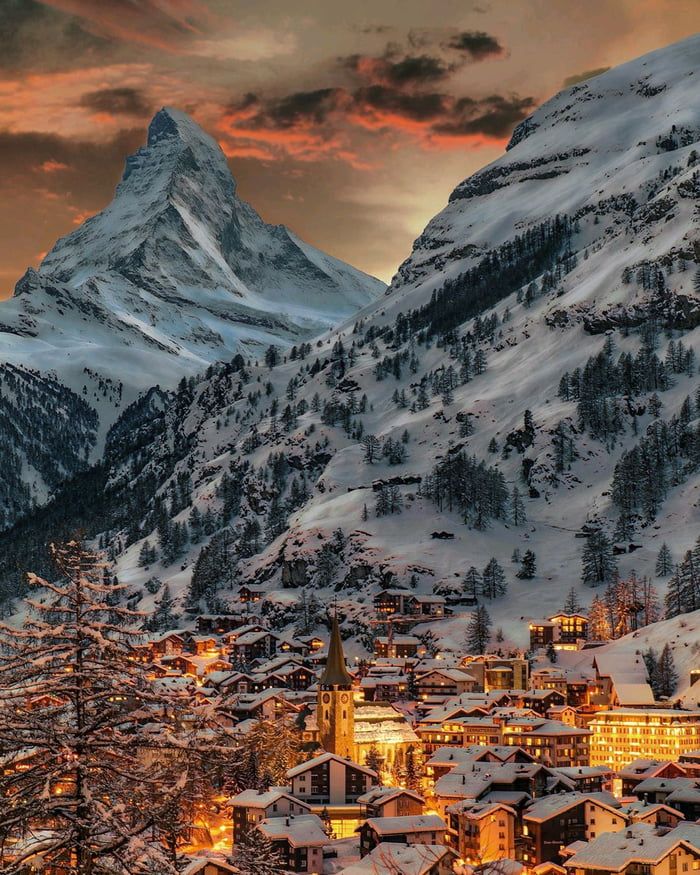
2,35,700,689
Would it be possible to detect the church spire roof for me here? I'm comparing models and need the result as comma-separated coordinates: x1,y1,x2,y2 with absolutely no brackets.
319,615,352,688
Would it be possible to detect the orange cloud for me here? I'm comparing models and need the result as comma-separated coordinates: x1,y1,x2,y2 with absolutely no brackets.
38,159,69,173
38,0,213,53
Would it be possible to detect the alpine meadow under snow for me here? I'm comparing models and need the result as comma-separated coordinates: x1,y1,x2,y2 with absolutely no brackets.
3,34,700,696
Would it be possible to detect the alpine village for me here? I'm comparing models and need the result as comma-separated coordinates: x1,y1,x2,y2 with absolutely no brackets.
4,15,700,875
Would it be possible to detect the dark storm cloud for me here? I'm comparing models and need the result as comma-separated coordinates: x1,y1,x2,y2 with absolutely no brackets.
384,54,452,84
79,87,153,116
265,88,347,127
0,127,144,197
0,0,110,71
563,66,611,87
446,30,503,60
354,86,447,121
435,94,536,138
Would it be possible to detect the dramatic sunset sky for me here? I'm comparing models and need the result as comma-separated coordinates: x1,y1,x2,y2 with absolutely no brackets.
2,1,700,295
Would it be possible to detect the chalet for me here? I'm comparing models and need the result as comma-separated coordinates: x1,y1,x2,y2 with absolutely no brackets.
228,690,300,722
221,624,267,645
195,613,258,634
621,800,685,828
679,750,700,779
159,655,199,677
359,814,447,857
433,761,568,814
374,635,420,658
257,814,327,874
278,636,310,656
405,594,446,618
341,843,457,875
416,669,478,700
462,656,529,692
147,631,186,658
446,800,517,864
287,753,378,806
360,674,409,702
590,654,654,709
563,822,700,875
189,636,218,656
522,793,625,867
619,760,687,796
228,630,279,663
425,745,536,787
518,689,567,715
552,767,614,794
531,668,569,696
547,705,579,726
357,786,424,819
238,585,265,604
230,788,312,845
374,589,411,616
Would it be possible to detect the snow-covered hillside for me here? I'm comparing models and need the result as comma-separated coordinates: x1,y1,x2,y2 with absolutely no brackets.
0,107,384,399
3,36,700,655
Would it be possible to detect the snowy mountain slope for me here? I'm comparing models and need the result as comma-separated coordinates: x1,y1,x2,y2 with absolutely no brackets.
4,36,700,656
0,107,385,399
0,108,383,530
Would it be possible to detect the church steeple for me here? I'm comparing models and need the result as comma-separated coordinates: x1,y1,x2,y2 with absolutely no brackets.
317,615,354,758
319,616,352,688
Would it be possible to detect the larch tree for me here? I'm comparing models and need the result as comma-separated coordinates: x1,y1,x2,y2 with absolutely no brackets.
0,541,173,874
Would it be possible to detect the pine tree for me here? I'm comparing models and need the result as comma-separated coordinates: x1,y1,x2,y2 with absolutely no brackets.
563,586,582,614
465,605,492,654
656,542,673,577
654,643,678,699
510,485,526,526
516,550,537,580
404,745,421,792
482,558,507,598
232,827,285,875
361,433,381,464
365,746,383,783
150,583,178,631
0,542,176,873
581,530,617,586
463,566,482,603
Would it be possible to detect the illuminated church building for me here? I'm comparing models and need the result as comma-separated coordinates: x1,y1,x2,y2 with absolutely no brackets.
313,616,420,772
317,616,355,758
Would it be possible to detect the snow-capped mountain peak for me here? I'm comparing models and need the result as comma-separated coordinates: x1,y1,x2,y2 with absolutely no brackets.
1,108,385,398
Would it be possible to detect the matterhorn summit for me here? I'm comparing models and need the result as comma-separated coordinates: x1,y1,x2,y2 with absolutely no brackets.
0,107,384,395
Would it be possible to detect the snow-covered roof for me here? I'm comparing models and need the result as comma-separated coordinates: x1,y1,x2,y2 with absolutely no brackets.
613,683,656,705
229,788,307,809
564,823,700,872
340,843,452,875
258,813,328,847
364,814,446,835
287,752,377,779
524,792,620,822
356,786,424,806
339,843,453,875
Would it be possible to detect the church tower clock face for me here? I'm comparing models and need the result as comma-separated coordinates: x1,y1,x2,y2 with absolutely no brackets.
340,693,349,704
322,693,331,704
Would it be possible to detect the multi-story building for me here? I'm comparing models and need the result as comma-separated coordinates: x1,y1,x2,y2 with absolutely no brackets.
589,709,700,770
359,814,447,857
230,789,311,845
446,800,517,864
257,814,328,873
564,822,700,875
529,614,589,651
521,793,626,867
